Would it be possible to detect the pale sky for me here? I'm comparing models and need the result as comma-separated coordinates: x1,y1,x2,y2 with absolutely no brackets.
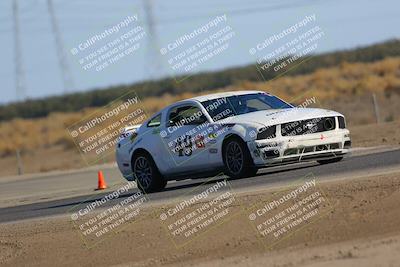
0,0,399,104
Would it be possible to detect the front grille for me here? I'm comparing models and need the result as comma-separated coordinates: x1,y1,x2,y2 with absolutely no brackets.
281,117,336,136
303,146,314,153
316,145,329,151
284,148,298,156
263,150,280,159
257,125,276,140
283,143,341,156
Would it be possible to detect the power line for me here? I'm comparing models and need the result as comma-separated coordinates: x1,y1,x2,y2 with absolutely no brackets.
0,0,319,33
0,1,320,34
47,0,75,93
157,0,317,24
143,0,164,78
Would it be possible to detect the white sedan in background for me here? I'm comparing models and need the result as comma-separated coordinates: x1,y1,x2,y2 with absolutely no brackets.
116,91,351,192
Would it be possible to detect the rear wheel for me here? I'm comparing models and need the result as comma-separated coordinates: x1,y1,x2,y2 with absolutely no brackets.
223,137,257,179
132,152,167,193
317,157,343,165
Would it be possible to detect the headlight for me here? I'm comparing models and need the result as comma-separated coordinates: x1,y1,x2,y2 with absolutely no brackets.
257,125,276,140
323,117,335,131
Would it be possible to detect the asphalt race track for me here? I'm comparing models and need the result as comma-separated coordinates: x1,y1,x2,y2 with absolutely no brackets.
1,149,399,224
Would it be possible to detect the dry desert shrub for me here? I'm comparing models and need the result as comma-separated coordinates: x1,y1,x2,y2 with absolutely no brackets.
1,57,399,156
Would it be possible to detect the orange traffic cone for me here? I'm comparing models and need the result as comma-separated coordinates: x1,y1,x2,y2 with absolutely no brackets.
96,171,107,190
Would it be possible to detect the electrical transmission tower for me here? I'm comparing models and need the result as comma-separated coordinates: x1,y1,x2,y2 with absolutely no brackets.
13,0,26,101
47,0,74,93
143,0,164,79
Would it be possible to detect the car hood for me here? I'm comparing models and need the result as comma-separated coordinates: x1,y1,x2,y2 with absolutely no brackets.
218,108,342,127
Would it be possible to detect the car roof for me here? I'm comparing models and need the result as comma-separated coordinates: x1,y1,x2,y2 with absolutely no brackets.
185,90,266,103
155,90,269,117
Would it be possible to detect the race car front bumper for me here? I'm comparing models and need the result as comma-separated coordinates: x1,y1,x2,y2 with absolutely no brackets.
248,129,351,167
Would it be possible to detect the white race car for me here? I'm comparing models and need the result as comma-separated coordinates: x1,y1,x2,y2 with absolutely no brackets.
116,91,351,192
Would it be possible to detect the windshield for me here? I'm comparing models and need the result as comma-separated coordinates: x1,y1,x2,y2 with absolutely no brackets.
201,93,293,121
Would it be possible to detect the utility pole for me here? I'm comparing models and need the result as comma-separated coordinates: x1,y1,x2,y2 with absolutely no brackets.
143,0,163,79
13,0,26,101
16,149,24,175
47,0,74,93
372,93,381,124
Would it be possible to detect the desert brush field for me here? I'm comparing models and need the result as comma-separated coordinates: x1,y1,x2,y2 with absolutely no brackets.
0,57,399,176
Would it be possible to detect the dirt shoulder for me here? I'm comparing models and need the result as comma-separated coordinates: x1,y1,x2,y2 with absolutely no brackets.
1,172,400,267
188,234,400,267
349,120,400,147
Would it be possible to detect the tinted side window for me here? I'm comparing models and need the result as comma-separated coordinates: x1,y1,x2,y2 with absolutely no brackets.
168,105,206,126
147,114,161,127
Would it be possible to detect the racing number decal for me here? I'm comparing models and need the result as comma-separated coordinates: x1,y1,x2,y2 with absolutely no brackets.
194,134,205,148
175,135,205,157
175,135,193,157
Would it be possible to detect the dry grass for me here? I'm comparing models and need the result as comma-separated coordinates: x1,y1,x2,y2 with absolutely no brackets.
249,57,400,100
0,57,399,176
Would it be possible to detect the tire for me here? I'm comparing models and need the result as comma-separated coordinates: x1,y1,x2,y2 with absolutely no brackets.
222,137,257,179
132,152,167,193
317,157,343,165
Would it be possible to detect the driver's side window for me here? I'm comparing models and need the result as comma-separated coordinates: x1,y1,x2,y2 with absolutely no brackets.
168,105,207,126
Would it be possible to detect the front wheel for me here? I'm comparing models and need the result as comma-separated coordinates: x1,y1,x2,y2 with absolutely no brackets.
132,152,167,193
222,137,257,179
